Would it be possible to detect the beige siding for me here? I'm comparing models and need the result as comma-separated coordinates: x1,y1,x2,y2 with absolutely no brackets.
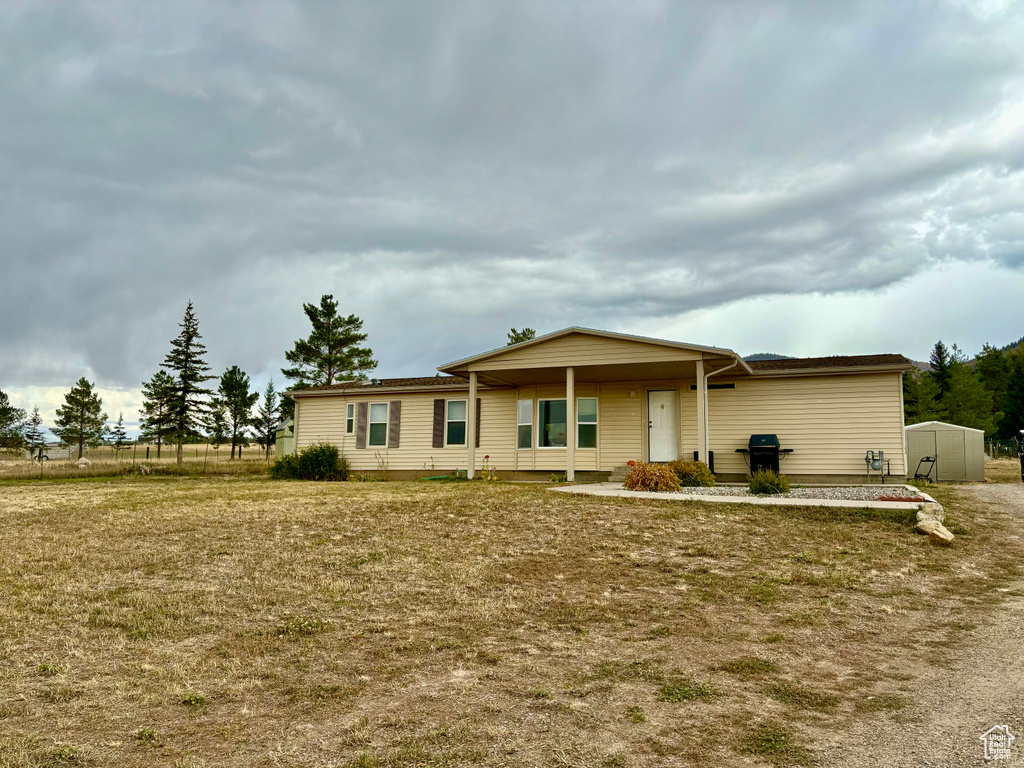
295,390,517,472
698,372,907,476
469,333,700,371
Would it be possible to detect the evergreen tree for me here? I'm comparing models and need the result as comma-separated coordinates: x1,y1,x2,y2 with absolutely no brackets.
1002,349,1024,439
52,378,108,459
204,400,229,451
139,370,177,459
281,295,376,419
975,344,1012,437
0,388,27,451
218,365,258,459
25,407,45,459
255,379,279,461
903,369,947,424
161,301,214,465
943,363,997,434
507,327,537,345
928,340,953,395
109,412,131,456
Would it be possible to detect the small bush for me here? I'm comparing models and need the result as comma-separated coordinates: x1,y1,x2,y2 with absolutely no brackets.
668,459,715,487
270,443,348,481
748,469,790,495
623,461,681,492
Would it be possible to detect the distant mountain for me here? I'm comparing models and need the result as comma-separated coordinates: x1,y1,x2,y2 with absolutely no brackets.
743,353,795,361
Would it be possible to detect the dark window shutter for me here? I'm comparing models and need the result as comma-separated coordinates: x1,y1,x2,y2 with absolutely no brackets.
475,398,481,448
388,400,401,449
432,399,445,448
355,402,368,449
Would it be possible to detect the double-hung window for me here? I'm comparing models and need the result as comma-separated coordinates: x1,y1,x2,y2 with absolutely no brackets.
517,399,532,449
368,403,388,447
577,397,597,449
346,403,355,435
446,399,467,446
538,399,567,448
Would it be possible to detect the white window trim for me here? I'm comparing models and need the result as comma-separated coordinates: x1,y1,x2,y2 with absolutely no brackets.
345,403,355,435
445,398,468,447
516,398,533,450
537,397,568,450
368,402,389,448
576,396,598,450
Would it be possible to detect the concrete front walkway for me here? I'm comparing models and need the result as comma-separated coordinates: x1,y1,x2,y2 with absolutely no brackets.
552,481,938,512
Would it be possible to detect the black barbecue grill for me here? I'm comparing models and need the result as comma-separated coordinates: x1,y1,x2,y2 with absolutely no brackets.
735,434,794,473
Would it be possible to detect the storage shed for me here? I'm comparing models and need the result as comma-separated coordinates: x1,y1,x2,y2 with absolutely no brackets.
905,421,985,482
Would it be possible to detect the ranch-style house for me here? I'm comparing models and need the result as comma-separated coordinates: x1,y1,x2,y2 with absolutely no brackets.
286,327,913,483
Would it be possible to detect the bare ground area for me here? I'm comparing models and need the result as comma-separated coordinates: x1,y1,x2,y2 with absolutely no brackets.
817,482,1024,767
0,476,1022,767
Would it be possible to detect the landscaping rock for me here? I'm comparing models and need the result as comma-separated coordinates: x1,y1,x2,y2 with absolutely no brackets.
76,458,91,467
916,519,943,536
916,504,945,524
929,524,955,545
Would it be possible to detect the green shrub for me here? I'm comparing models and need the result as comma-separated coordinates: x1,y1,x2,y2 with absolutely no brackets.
668,459,715,487
270,443,349,481
748,469,790,495
622,461,681,492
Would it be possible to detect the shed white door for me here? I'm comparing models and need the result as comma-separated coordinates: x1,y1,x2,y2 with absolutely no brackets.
937,430,966,481
648,391,678,462
907,430,936,476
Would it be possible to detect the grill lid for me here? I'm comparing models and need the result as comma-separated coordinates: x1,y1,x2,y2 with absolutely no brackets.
749,434,780,449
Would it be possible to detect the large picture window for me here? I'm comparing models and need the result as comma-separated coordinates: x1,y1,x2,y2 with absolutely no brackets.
446,399,467,446
577,397,597,449
368,403,388,447
538,399,567,448
517,399,532,449
346,403,355,434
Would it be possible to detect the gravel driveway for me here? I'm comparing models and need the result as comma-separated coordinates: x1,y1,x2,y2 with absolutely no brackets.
815,483,1024,767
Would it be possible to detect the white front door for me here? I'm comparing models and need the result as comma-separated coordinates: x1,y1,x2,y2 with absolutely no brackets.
648,391,678,462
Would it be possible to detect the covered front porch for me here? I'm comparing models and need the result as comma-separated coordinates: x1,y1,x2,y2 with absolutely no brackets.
437,328,751,480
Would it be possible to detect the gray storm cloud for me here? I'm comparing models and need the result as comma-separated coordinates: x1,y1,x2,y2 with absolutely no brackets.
2,0,1023,400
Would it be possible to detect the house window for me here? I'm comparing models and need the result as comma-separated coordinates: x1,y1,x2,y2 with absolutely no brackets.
446,399,467,446
517,399,532,449
538,399,567,448
368,402,388,447
577,397,597,449
346,403,355,434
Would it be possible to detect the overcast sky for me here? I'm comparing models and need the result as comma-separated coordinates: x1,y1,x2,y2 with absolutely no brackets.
3,1,1024,434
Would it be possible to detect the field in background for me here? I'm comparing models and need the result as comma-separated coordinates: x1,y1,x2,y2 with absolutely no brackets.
0,478,1021,767
984,458,1021,484
0,443,272,480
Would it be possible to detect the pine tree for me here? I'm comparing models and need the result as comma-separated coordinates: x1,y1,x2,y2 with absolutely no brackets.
25,407,45,459
507,327,537,345
204,400,229,451
942,363,997,434
161,301,214,464
0,388,27,451
281,295,376,419
218,365,258,459
928,341,953,395
53,378,108,459
1002,349,1024,439
903,369,947,424
255,379,279,461
109,412,131,456
975,344,1012,437
139,370,177,459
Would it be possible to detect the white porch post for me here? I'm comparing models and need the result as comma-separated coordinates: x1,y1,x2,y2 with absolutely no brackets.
566,366,575,482
695,359,707,463
467,371,477,479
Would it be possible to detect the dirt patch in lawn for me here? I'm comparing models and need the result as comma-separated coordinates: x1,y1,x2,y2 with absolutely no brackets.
0,477,1021,767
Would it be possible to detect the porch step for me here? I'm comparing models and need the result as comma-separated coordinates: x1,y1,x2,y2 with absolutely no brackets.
609,465,629,483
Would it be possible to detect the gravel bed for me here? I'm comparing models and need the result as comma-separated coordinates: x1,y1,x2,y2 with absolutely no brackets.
670,484,925,501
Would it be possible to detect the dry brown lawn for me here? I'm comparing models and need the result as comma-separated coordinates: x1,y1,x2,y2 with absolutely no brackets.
985,457,1022,484
0,477,1021,767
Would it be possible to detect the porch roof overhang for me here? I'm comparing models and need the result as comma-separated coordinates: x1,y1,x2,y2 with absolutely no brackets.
437,327,752,387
